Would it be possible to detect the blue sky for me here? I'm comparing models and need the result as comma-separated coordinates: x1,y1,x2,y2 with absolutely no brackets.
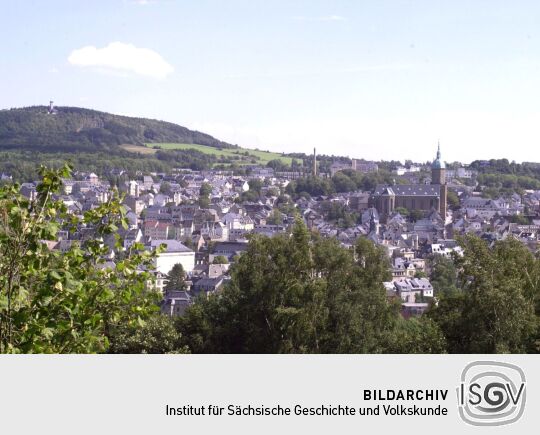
2,0,540,163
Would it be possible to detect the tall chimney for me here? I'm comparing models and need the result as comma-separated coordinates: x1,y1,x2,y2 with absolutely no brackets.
313,147,317,177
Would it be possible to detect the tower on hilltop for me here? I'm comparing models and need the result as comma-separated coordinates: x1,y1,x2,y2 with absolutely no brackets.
48,101,57,115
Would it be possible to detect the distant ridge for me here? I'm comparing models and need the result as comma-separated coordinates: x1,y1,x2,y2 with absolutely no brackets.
0,105,236,153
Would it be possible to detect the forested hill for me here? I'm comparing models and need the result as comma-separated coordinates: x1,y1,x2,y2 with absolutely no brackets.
0,106,236,153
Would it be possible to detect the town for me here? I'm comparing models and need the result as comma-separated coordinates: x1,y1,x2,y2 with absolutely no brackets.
7,143,539,323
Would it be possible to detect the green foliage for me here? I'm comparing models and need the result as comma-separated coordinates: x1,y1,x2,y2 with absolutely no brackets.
428,255,459,296
0,150,173,183
394,207,410,217
469,159,540,197
198,182,212,208
320,201,358,228
384,317,447,353
332,172,357,193
0,106,233,153
0,165,160,353
199,182,212,197
108,314,189,354
248,179,263,194
266,187,280,197
286,169,412,199
509,215,530,225
165,263,186,291
160,181,172,195
266,159,290,172
177,220,409,353
428,235,540,353
152,143,292,166
446,190,460,210
266,209,284,225
286,176,335,197
239,190,260,202
340,169,395,191
409,209,425,222
212,256,229,265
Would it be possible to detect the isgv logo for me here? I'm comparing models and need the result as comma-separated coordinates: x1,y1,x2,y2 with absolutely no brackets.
457,361,526,426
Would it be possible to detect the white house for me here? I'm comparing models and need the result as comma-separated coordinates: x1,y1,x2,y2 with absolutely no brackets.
149,239,195,274
392,278,434,302
223,213,254,231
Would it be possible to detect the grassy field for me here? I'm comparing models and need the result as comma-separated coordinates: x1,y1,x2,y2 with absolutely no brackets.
141,143,293,165
120,144,157,155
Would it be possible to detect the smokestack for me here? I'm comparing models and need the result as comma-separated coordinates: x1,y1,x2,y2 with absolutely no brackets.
313,147,317,177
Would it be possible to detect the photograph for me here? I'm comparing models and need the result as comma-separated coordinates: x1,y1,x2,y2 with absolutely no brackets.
1,1,539,358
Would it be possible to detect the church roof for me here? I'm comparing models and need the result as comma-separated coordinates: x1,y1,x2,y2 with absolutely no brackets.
373,184,440,197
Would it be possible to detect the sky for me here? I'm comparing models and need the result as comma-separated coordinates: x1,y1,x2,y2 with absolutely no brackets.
2,0,540,164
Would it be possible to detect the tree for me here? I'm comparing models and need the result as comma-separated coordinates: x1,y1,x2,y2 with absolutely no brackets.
446,190,460,210
108,314,189,354
177,220,405,353
428,235,539,353
385,317,447,353
160,181,172,195
394,207,409,217
286,176,334,198
266,159,289,172
199,182,212,198
266,209,284,225
509,215,530,225
0,165,160,353
332,172,357,193
248,179,263,195
165,263,186,291
429,255,458,296
266,187,280,197
212,255,229,265
239,190,260,202
409,209,424,222
198,196,210,208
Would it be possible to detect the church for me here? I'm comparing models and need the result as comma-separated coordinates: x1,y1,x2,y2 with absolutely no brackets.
370,145,447,219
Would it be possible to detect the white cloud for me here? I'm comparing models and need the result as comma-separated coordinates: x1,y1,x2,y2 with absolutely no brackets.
68,42,174,79
292,15,346,22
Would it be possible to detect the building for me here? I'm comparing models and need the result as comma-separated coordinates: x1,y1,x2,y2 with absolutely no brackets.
352,160,378,173
161,290,192,316
431,144,448,218
128,180,140,197
144,220,173,239
149,239,195,274
192,276,225,295
392,278,434,302
330,160,378,176
370,144,447,218
445,167,475,181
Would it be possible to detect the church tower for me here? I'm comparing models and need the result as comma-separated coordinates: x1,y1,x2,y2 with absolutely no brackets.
431,142,447,217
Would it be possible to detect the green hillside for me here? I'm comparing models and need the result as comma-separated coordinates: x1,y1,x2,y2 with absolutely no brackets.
0,106,299,178
142,143,293,165
0,106,235,153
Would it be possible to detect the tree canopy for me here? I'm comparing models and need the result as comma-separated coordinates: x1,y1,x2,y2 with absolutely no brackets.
165,263,186,291
0,165,161,353
428,235,540,353
177,219,444,353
